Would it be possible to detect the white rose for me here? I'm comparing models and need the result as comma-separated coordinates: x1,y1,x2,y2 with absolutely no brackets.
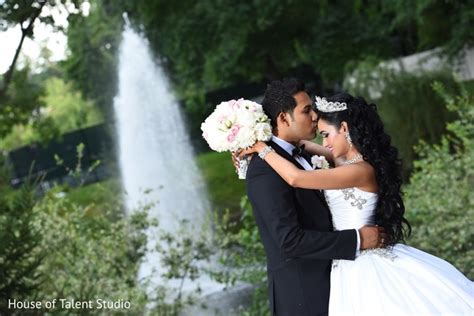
311,155,330,169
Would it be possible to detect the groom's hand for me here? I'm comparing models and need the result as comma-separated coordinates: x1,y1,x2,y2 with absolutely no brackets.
359,225,387,249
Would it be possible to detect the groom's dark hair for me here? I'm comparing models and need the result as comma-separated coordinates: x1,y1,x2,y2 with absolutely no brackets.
261,77,306,130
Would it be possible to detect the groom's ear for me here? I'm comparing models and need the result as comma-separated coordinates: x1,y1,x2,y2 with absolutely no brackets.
278,112,291,127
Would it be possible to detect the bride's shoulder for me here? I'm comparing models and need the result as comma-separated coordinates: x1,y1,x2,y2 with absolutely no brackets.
330,161,377,192
359,160,375,173
352,162,377,192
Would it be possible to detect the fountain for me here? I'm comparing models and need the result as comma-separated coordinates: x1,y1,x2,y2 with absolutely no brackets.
114,21,211,283
113,23,252,314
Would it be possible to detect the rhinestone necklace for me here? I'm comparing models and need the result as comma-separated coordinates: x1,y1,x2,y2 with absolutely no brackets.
344,153,363,165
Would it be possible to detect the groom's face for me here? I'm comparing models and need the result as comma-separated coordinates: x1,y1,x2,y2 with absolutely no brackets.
285,91,318,142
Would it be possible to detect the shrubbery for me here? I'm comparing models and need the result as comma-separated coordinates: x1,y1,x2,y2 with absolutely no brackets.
404,82,473,278
0,165,148,314
213,197,269,315
0,160,220,315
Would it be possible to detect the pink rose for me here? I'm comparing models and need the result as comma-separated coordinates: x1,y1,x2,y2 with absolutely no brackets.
227,133,236,142
227,125,240,142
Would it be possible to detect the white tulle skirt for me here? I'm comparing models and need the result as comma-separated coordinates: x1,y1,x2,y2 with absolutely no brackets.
329,244,474,316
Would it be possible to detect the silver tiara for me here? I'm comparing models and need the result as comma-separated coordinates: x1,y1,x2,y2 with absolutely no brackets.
315,96,347,112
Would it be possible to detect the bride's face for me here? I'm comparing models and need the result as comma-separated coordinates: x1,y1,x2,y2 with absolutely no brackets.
318,119,349,159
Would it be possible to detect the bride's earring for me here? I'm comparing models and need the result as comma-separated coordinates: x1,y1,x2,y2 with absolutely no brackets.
345,132,353,147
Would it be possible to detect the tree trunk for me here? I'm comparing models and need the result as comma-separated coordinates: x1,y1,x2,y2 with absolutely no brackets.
0,1,47,101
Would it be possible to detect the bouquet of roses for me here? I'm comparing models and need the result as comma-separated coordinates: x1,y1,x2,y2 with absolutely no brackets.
201,98,272,179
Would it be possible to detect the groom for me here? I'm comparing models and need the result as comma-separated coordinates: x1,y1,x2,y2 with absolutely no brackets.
245,78,382,316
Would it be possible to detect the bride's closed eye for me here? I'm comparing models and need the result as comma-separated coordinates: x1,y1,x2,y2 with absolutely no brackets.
320,131,329,138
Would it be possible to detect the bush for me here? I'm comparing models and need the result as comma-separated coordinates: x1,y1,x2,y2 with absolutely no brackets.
213,196,268,315
35,187,148,313
0,183,43,314
0,146,220,315
404,82,473,278
0,179,149,315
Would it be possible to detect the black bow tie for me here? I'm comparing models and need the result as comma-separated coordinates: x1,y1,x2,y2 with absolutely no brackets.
292,144,305,157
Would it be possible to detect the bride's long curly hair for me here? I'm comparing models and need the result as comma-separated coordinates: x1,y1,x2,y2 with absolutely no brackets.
317,93,411,244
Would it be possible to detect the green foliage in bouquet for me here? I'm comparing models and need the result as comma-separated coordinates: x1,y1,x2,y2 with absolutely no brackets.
404,82,474,279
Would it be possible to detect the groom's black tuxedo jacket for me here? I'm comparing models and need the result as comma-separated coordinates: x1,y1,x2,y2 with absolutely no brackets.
246,141,357,316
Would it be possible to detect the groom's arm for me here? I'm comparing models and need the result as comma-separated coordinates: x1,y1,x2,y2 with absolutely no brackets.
247,158,357,261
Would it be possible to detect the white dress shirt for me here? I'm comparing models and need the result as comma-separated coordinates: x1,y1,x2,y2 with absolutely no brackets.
271,136,313,170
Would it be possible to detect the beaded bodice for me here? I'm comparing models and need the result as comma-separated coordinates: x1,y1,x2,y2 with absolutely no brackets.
324,187,378,230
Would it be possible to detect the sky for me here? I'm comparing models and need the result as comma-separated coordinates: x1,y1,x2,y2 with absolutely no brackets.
0,2,90,74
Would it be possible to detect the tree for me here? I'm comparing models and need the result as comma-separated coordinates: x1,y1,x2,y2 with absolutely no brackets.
0,64,45,139
109,0,473,107
0,0,85,138
0,76,104,151
0,0,85,97
383,0,474,56
63,0,122,116
0,183,44,315
0,0,46,99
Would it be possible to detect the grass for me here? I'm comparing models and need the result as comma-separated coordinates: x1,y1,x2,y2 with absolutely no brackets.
196,151,246,213
61,178,125,222
65,177,123,207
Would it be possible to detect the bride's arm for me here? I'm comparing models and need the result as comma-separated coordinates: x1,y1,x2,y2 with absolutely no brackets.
299,140,345,167
250,142,369,190
299,140,333,161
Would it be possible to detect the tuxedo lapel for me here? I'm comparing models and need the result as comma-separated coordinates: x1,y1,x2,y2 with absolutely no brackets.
301,151,313,168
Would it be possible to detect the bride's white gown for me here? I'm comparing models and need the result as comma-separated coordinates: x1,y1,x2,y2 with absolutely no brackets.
325,188,474,316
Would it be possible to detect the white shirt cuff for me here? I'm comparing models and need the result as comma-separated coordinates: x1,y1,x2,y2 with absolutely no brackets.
355,229,360,256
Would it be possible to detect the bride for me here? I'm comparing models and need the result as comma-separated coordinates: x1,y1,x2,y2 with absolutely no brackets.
241,92,473,315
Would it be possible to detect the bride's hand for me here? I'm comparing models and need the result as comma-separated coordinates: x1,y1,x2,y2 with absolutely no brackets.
231,151,246,173
237,141,267,159
231,149,255,174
